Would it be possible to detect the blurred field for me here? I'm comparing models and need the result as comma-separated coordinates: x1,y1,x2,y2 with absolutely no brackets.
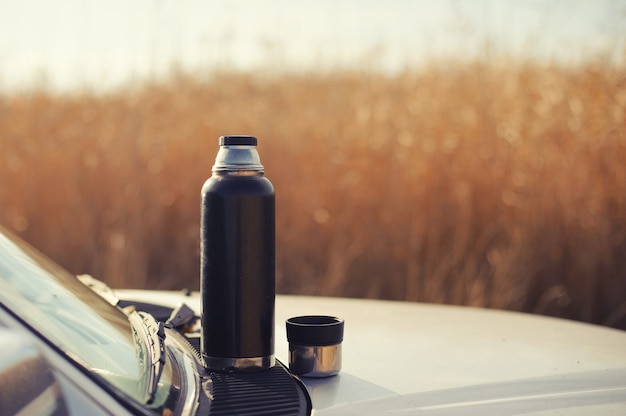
1,59,625,329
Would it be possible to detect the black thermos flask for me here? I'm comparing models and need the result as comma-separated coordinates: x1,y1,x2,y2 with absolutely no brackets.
200,135,275,371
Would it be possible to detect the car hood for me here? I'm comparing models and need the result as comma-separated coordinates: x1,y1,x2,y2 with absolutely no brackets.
115,291,626,415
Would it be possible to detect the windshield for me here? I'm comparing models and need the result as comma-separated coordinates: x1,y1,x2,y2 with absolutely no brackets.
0,226,178,410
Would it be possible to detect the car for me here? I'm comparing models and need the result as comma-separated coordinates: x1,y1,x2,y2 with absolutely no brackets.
1,224,625,415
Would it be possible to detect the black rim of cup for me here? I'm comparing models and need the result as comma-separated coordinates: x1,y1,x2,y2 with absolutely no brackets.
286,315,344,347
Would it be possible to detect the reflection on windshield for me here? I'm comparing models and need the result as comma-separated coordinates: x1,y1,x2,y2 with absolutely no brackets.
0,227,145,404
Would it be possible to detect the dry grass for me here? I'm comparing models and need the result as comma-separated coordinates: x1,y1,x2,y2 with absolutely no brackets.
1,59,626,328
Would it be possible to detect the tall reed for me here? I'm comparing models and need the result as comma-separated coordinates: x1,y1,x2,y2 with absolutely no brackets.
1,59,625,328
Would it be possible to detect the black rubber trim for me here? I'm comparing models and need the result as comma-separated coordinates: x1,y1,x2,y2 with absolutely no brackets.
220,136,257,146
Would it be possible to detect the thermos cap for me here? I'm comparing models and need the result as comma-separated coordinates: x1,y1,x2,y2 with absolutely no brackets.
220,135,257,146
286,316,344,377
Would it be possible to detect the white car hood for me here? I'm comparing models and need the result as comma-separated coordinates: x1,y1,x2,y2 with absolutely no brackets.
116,291,626,415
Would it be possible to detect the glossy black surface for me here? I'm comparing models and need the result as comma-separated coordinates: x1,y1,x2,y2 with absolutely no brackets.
201,174,275,360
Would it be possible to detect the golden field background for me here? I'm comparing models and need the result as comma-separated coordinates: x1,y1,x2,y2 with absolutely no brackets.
1,59,625,329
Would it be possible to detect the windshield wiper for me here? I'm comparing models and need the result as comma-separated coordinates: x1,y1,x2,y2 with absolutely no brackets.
129,311,166,404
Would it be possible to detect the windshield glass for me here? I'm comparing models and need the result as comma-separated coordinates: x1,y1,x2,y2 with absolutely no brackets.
0,226,176,409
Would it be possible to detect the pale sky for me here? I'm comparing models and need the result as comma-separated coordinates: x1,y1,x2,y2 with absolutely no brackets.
0,0,624,92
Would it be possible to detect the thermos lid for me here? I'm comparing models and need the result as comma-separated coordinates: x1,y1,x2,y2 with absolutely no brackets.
286,316,344,346
220,135,257,146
